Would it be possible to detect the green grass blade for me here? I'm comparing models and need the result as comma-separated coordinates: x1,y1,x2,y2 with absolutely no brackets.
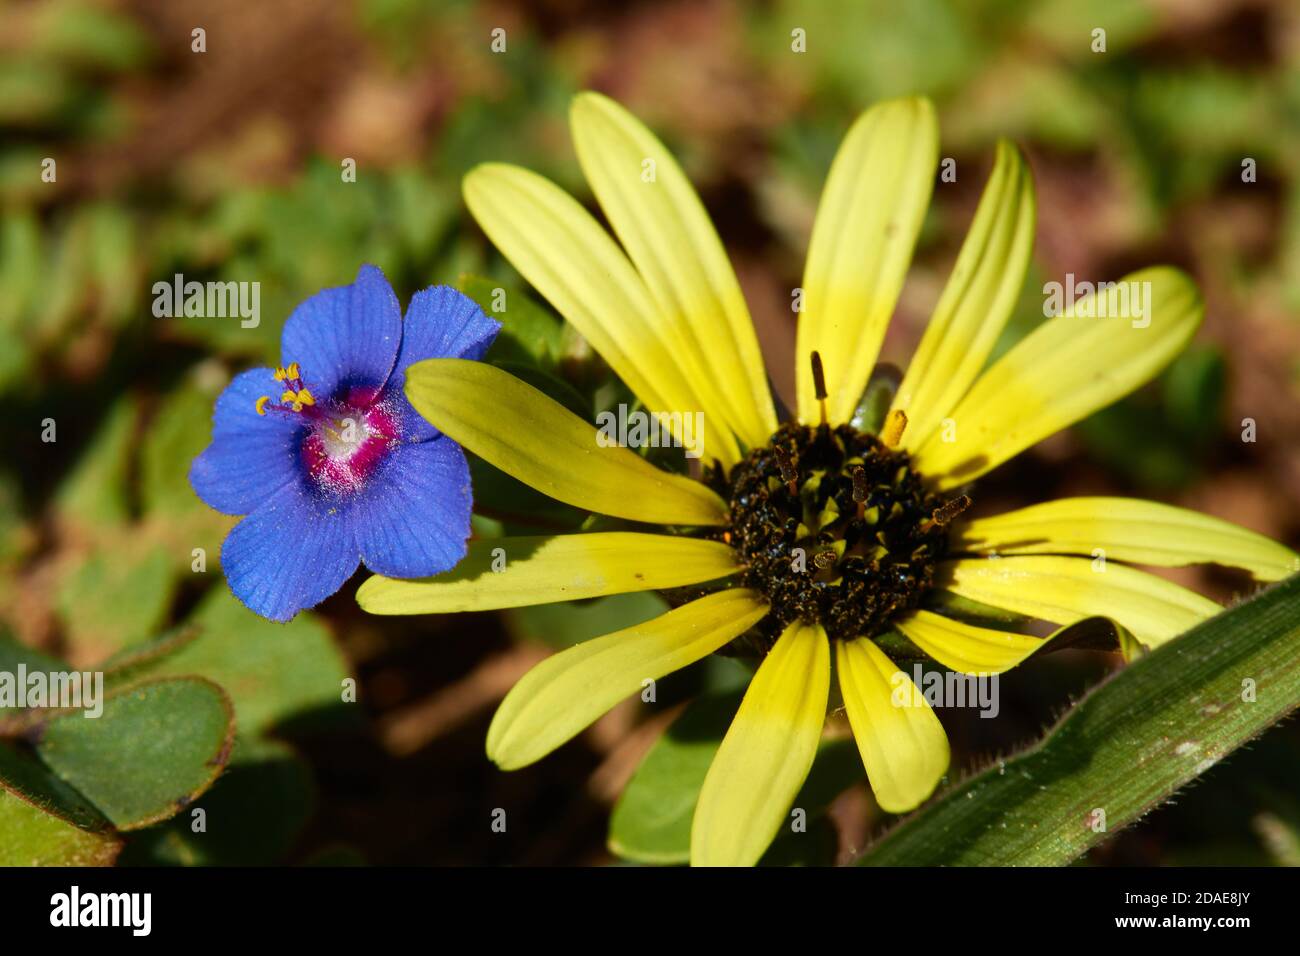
858,572,1300,866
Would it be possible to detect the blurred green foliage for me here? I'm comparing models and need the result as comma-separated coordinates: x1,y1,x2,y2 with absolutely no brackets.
0,0,1296,866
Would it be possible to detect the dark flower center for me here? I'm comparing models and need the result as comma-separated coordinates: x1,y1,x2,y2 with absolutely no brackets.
707,421,963,649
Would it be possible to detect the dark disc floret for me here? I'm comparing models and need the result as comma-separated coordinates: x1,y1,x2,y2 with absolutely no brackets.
704,421,962,649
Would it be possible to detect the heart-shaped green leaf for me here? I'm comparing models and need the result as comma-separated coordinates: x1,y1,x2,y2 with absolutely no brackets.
0,741,111,834
34,676,235,831
0,741,119,866
0,781,120,866
119,736,314,866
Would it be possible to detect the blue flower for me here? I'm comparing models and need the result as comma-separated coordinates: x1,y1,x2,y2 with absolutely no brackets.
190,264,500,621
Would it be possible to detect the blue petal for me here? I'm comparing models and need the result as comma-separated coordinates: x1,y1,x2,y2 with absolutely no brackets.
352,437,472,578
190,368,306,516
280,264,403,402
384,285,500,441
220,483,361,622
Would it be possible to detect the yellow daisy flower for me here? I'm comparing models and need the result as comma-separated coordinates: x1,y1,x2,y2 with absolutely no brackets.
358,92,1297,866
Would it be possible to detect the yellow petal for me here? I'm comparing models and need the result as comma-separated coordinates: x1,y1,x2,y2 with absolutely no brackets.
691,620,829,867
463,162,740,465
943,555,1222,648
956,496,1299,582
895,609,1043,674
487,589,769,769
405,359,728,526
893,140,1036,449
796,96,938,425
570,92,776,450
837,637,949,813
357,533,740,614
914,267,1203,488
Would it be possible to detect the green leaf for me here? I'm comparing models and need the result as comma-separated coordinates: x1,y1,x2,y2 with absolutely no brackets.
609,693,863,864
759,0,979,102
858,573,1300,866
0,746,121,865
608,693,739,864
140,383,220,517
33,677,235,831
133,589,354,738
54,395,137,527
849,363,901,434
1144,729,1300,866
56,542,177,657
118,736,315,866
84,203,139,326
0,741,111,834
0,472,29,565
101,625,200,684
1162,344,1226,441
458,273,566,369
390,169,455,260
32,3,153,71
0,211,40,388
0,632,68,720
1074,349,1226,491
1025,0,1159,57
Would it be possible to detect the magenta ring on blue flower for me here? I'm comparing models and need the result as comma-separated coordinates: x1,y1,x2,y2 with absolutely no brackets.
190,264,500,621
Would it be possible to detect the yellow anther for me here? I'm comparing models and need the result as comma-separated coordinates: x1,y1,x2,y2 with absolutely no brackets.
281,389,297,403
296,388,315,407
882,409,908,448
255,395,271,416
273,367,287,382
286,362,300,380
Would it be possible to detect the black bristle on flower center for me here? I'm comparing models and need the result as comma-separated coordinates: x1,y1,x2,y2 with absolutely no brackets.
703,422,960,650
